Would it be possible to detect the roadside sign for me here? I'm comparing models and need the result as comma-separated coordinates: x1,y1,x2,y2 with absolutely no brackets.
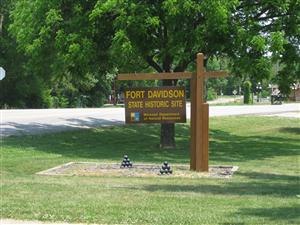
124,86,186,124
119,53,228,172
0,67,5,80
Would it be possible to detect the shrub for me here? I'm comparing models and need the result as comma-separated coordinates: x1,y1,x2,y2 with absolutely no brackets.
207,87,217,101
243,81,252,104
261,90,269,98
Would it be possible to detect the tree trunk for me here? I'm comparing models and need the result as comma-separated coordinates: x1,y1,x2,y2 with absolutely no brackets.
0,14,4,35
160,123,175,148
160,79,176,148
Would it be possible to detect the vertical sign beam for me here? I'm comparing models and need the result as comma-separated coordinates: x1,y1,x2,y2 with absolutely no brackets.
202,103,209,171
196,53,204,104
190,75,196,170
196,53,205,171
190,53,209,172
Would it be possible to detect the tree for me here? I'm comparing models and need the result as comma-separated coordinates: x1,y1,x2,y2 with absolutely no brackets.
90,0,299,148
0,0,35,108
229,0,300,94
9,0,299,146
8,0,116,108
90,0,239,148
243,81,252,104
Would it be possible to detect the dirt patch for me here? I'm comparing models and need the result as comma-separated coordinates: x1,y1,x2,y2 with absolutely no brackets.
37,162,238,178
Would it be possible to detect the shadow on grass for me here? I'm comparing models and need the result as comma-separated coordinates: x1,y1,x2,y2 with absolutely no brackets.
279,127,300,135
133,172,299,197
209,129,299,163
219,205,299,224
2,117,123,137
221,223,245,225
2,117,300,164
239,172,300,181
236,206,300,223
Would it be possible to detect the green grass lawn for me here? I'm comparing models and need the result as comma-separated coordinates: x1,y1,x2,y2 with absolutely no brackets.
1,116,299,224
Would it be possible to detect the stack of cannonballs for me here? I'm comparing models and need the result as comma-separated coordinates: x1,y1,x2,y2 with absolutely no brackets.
160,161,172,175
120,155,133,168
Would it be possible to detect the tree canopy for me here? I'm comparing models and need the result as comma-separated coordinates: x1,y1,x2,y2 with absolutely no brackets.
1,0,299,146
89,0,299,147
1,0,299,109
0,0,297,110
89,0,299,83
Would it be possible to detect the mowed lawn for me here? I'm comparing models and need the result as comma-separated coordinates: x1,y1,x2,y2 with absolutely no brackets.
1,116,299,224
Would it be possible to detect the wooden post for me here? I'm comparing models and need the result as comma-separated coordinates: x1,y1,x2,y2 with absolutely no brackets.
190,75,196,170
201,103,209,171
190,53,209,172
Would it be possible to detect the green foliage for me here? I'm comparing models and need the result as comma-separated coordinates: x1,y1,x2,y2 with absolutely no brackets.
5,0,114,108
261,90,270,98
90,0,239,73
2,0,300,108
243,81,252,104
229,0,300,92
207,87,217,101
0,0,29,108
51,96,69,108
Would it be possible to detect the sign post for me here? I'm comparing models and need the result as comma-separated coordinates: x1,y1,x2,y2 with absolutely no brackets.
190,53,209,171
118,53,227,172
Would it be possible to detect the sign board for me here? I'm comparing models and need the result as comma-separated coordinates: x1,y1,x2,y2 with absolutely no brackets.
119,53,227,171
0,67,5,80
124,86,186,124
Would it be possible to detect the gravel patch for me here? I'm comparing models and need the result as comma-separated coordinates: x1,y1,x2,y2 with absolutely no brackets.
37,162,239,178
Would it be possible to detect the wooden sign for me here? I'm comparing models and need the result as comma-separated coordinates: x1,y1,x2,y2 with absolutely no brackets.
118,53,227,172
124,86,186,124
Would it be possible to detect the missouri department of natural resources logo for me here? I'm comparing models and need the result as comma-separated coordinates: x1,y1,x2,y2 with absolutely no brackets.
130,112,140,122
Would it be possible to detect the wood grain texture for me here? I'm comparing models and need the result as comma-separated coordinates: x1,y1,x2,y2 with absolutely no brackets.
190,75,196,170
117,71,227,80
118,72,193,80
195,53,205,171
201,103,209,171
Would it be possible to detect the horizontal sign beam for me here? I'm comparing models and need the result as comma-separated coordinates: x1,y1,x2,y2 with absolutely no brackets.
118,71,227,81
118,72,193,80
205,71,228,78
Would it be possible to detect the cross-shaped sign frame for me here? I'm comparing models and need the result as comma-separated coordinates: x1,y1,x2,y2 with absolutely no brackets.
118,53,227,172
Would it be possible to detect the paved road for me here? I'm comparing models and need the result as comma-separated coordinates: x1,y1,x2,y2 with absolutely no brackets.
1,104,299,137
